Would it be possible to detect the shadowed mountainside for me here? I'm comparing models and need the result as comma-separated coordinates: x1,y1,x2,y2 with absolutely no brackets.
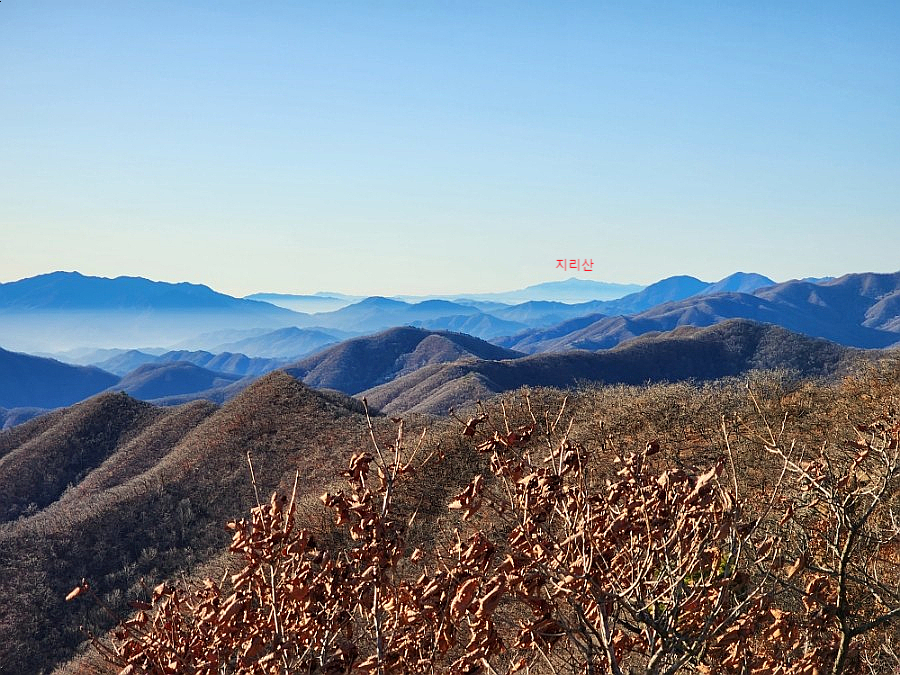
284,326,523,395
361,319,863,415
597,275,711,315
0,347,118,409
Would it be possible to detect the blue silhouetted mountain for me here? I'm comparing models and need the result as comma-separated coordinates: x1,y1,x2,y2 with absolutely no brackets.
211,326,343,359
313,297,608,336
496,277,644,302
0,272,307,352
0,271,292,311
304,297,483,333
91,349,159,374
0,346,118,408
284,326,523,395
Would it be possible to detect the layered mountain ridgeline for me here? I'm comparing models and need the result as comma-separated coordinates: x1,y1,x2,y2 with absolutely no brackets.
0,272,305,352
5,270,889,357
298,297,489,333
272,273,775,338
0,348,259,416
208,326,345,359
411,312,528,340
297,277,759,338
361,320,865,415
92,348,286,377
0,373,426,674
500,271,900,353
3,269,899,427
284,326,523,395
0,271,776,355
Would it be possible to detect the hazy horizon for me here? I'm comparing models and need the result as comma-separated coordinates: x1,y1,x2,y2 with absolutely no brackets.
3,2,899,297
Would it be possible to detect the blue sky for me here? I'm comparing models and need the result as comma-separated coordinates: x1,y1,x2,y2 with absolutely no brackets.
2,1,898,297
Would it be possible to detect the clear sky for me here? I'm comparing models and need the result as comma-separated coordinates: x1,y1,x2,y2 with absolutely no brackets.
2,1,898,297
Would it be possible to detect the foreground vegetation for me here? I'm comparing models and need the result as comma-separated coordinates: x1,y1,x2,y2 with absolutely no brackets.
66,361,900,674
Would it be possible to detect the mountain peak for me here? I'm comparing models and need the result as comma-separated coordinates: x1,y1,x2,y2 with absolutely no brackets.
356,296,409,308
700,272,775,296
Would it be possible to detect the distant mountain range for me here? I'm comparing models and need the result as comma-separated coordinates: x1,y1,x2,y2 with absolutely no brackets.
0,271,304,352
0,269,800,353
500,272,900,353
396,277,646,304
2,268,899,429
243,292,355,314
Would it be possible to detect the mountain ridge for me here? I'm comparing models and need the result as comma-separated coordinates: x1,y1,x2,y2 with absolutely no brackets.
284,326,523,395
361,319,864,415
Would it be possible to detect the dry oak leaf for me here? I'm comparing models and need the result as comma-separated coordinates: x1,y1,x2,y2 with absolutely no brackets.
463,414,487,436
786,552,808,580
448,475,485,520
451,578,481,620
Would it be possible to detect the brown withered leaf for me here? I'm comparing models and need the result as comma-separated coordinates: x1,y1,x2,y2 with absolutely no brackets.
448,475,485,520
474,579,505,620
450,578,480,620
462,414,487,436
786,552,807,580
